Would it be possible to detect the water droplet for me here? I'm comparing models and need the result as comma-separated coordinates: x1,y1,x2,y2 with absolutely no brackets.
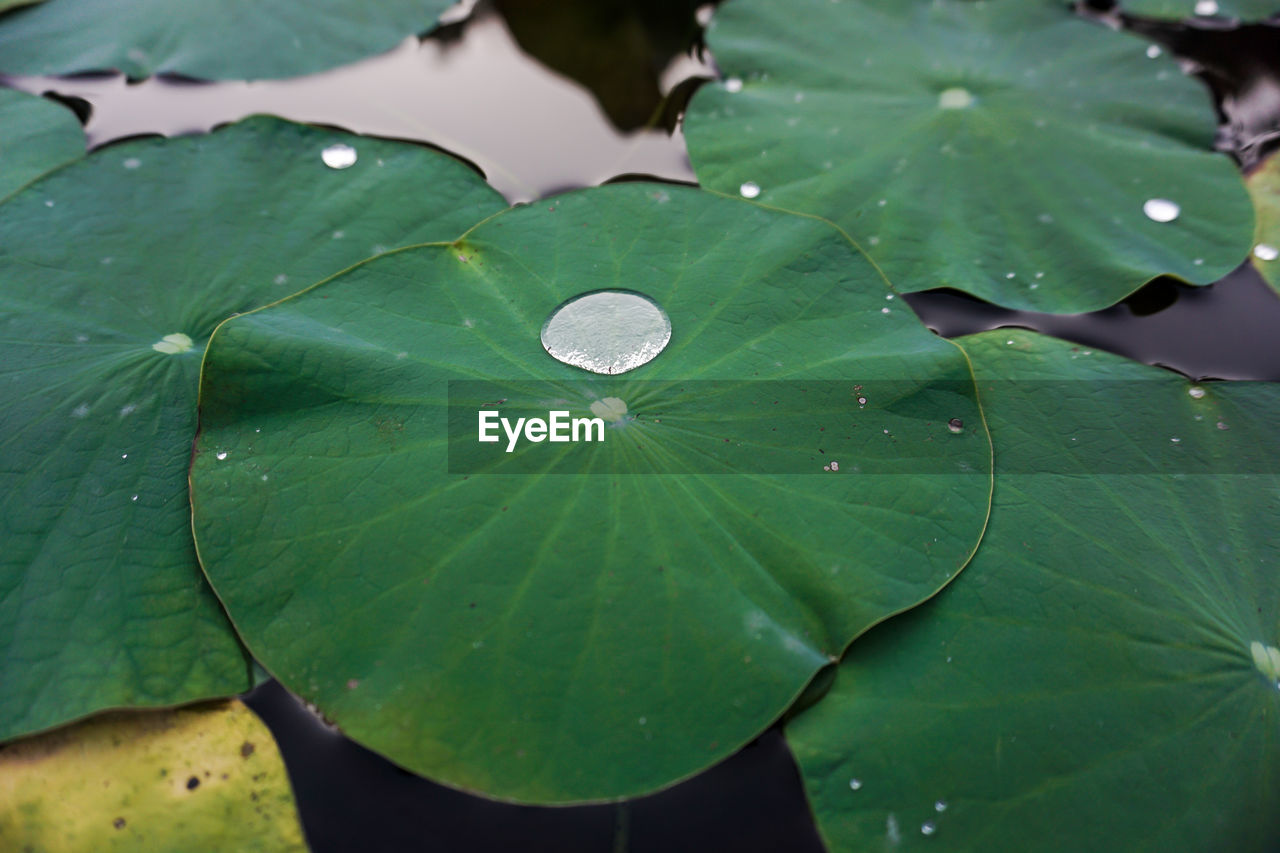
885,293,894,300
1143,198,1180,223
857,396,867,406
215,451,228,461
848,778,862,790
724,76,743,93
1170,437,1181,443
321,143,358,169
152,333,194,354
638,716,647,725
1037,213,1054,224
121,453,128,460
130,495,138,502
123,157,142,170
1005,272,1015,279
71,404,90,418
542,290,671,375
44,199,54,208
921,821,937,836
274,273,289,285
739,181,761,199
948,418,963,433
829,461,839,472
881,307,891,314
1253,243,1279,261
1217,421,1230,430
1188,387,1205,399
877,198,887,207
1146,44,1162,59
938,87,974,109
1195,0,1218,14
935,800,947,812
332,230,345,240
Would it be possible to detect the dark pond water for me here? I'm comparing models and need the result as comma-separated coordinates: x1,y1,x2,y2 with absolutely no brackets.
6,0,1279,849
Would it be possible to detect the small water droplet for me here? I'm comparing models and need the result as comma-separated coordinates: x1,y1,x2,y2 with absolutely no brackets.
1253,243,1279,261
274,273,289,285
1170,437,1181,443
638,716,647,725
542,290,670,375
1193,258,1204,266
1143,198,1180,223
123,157,142,170
215,451,228,460
332,230,345,240
857,396,867,406
1194,0,1218,14
829,461,839,471
1005,272,1015,279
938,87,974,109
881,307,891,314
921,821,937,836
877,198,887,207
935,800,947,812
321,143,358,169
724,76,743,93
1146,44,1162,59
121,453,128,459
130,495,138,502
947,418,963,433
739,181,761,199
848,778,862,790
44,199,54,208
885,293,894,300
1188,386,1206,399
152,332,194,355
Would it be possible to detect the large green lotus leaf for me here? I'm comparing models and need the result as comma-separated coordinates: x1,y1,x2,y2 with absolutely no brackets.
0,117,506,742
0,87,83,202
1121,0,1279,19
0,700,306,851
190,183,993,804
683,0,1253,312
0,0,452,80
787,329,1280,852
1247,151,1280,294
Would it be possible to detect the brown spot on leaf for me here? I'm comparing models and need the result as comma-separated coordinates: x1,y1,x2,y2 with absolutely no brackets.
186,776,200,790
240,741,255,758
113,817,126,830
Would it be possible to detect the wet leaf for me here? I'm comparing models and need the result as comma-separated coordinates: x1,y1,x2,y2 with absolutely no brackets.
0,700,306,852
190,183,992,804
0,117,505,742
1246,150,1280,293
0,88,83,201
683,0,1253,312
787,330,1280,852
1120,0,1279,20
0,0,453,80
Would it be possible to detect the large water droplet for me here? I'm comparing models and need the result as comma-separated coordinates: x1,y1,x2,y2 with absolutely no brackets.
321,144,358,170
541,290,671,375
1143,198,1180,223
152,333,193,354
938,87,974,110
739,181,761,199
1253,243,1278,262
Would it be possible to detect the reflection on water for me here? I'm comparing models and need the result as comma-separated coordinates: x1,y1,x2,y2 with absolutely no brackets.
1,0,706,202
